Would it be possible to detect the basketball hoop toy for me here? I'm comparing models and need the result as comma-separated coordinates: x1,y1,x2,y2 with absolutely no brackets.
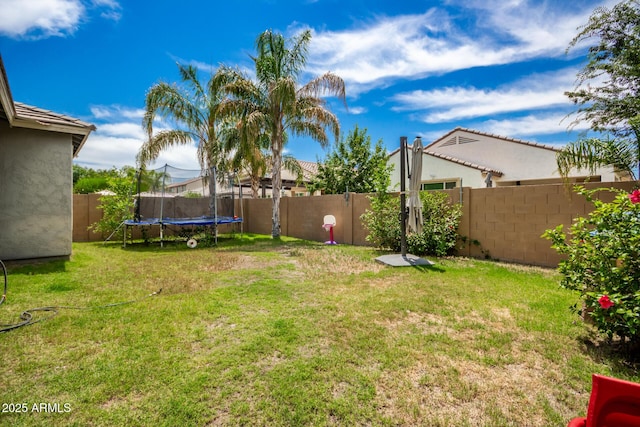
323,215,337,245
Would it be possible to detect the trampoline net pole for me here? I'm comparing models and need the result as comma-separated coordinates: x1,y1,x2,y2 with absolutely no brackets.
238,170,244,236
213,167,218,245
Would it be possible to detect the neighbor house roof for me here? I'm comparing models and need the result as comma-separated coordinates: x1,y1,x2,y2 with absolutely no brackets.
282,159,318,182
424,150,503,177
0,55,95,156
388,127,560,158
426,127,559,152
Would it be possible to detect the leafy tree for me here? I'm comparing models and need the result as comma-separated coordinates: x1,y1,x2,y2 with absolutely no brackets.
138,63,233,213
222,29,346,238
308,125,391,195
559,0,640,180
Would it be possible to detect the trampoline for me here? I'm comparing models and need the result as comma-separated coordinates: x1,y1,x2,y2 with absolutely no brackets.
124,216,242,227
118,164,244,247
123,216,243,247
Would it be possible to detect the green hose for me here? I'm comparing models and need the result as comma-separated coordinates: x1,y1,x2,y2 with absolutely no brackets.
0,259,161,332
0,259,6,306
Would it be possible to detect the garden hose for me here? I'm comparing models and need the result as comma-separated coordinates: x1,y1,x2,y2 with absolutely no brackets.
0,259,161,332
1,259,6,306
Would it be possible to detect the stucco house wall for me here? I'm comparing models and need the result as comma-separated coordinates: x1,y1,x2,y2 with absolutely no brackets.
0,122,74,260
388,128,619,190
0,55,94,261
389,150,492,191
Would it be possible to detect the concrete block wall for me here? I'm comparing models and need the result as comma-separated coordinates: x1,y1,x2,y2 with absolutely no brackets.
73,181,636,267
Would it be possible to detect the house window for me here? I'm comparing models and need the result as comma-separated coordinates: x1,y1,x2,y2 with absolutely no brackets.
421,181,457,191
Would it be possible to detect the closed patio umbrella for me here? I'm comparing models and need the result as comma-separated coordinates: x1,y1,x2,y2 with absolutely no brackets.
407,137,423,235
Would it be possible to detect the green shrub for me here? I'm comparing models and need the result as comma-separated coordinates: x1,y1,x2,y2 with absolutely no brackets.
361,191,401,250
74,176,109,194
90,176,135,237
544,186,640,345
361,190,462,256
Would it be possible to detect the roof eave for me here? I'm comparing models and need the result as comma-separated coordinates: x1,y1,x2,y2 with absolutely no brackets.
0,55,17,124
11,117,95,157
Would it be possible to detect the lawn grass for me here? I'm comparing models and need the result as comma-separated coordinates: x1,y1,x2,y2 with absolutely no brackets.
0,235,638,426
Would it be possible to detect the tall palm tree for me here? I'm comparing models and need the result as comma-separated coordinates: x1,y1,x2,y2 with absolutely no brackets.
222,29,346,238
138,63,232,213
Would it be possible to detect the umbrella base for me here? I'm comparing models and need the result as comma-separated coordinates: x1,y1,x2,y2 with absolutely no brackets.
375,254,435,267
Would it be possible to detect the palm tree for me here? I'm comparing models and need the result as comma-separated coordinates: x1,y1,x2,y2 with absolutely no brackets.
556,133,639,181
222,29,346,238
138,63,233,213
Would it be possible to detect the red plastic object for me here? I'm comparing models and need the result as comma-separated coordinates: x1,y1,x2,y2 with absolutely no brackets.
568,374,640,427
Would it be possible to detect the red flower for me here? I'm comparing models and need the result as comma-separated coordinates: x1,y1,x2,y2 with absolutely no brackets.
598,295,614,309
629,189,640,204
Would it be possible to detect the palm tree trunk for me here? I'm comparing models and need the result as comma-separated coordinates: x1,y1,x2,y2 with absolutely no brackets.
251,176,260,199
271,130,283,239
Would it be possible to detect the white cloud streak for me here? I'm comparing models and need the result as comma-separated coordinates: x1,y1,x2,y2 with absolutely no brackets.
479,113,591,138
306,1,606,94
391,67,578,122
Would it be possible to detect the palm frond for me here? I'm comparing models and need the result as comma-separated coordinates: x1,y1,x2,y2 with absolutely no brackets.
178,63,206,106
143,82,204,137
556,136,638,180
137,129,194,167
299,72,347,107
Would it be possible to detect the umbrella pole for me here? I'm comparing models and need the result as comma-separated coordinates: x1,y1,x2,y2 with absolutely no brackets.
400,136,408,257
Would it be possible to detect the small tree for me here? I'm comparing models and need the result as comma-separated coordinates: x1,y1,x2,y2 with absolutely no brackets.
308,125,391,194
544,186,640,347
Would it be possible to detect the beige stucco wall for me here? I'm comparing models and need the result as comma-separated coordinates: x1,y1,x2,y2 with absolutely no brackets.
0,120,74,260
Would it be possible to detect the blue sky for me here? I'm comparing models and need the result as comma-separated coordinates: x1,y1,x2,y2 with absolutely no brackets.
0,0,616,170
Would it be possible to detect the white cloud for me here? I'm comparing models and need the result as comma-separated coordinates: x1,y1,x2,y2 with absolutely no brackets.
306,1,606,94
76,130,200,170
0,0,84,38
75,104,200,170
90,104,144,120
347,106,367,115
391,67,578,122
479,113,592,138
0,0,121,38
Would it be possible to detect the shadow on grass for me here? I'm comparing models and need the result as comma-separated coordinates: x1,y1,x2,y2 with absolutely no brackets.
578,330,640,377
4,259,68,276
111,233,324,254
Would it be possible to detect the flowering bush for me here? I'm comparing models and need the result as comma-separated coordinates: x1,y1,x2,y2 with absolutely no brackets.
543,186,640,345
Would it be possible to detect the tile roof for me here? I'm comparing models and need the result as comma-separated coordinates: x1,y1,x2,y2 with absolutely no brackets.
426,127,559,152
14,102,95,130
424,150,503,176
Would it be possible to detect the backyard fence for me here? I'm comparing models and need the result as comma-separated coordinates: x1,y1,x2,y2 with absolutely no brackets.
73,181,635,267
